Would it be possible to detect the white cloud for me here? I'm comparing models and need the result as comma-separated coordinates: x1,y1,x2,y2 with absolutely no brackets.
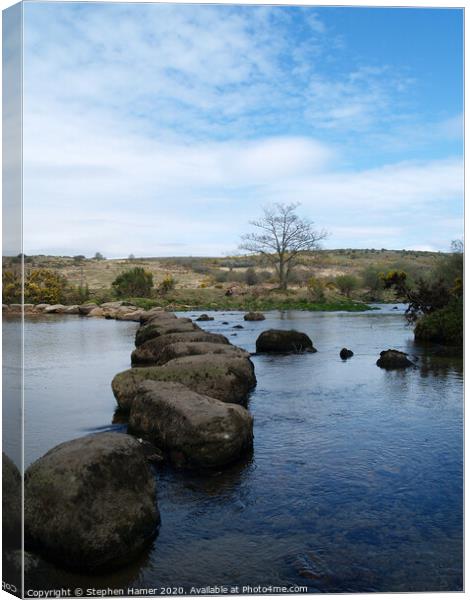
19,3,463,256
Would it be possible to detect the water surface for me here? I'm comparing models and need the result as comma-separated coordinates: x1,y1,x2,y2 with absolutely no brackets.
8,307,462,593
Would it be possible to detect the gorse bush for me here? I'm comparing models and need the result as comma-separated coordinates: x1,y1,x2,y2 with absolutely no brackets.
158,274,176,295
382,241,463,348
112,267,153,298
3,270,22,304
306,277,325,302
25,269,67,304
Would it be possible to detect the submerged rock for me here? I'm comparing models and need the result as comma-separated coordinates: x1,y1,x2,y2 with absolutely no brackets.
113,354,256,412
24,433,159,572
135,318,198,347
256,329,316,354
129,381,253,468
132,331,230,365
244,312,265,321
2,453,21,550
376,349,414,369
340,348,354,359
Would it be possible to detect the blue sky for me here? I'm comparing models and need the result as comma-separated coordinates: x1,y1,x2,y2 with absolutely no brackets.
20,2,463,257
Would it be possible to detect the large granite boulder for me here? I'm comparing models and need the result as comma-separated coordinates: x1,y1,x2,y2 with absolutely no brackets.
113,354,256,412
140,308,173,325
115,310,145,322
376,349,414,369
135,318,198,347
132,331,231,365
256,329,316,354
244,312,265,321
129,381,253,468
154,341,250,366
2,453,21,550
24,433,159,572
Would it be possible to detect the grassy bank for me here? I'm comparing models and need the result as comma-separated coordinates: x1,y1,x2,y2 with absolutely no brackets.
125,288,373,312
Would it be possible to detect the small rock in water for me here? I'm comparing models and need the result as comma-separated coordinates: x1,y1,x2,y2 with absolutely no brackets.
376,349,414,369
196,314,214,321
339,348,354,359
244,312,265,321
233,324,244,329
256,329,316,354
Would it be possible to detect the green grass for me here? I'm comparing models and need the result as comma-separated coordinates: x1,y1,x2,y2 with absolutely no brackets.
125,292,373,312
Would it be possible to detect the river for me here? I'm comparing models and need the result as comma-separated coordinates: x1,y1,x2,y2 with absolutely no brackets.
5,306,463,592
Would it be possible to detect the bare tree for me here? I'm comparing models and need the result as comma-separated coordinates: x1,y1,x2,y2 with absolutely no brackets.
240,203,328,290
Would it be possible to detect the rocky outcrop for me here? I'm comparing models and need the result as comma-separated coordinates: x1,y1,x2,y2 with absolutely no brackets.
112,354,256,412
63,305,80,314
256,329,316,354
87,307,105,318
244,312,265,321
114,310,145,322
129,381,253,468
131,331,231,365
44,304,66,314
340,348,354,359
78,303,97,315
24,433,159,572
376,349,414,369
135,318,197,347
2,453,21,550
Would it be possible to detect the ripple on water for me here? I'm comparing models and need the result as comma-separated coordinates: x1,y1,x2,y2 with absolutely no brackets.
10,309,463,592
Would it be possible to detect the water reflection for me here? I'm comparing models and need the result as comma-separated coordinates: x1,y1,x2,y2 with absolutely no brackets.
9,308,462,593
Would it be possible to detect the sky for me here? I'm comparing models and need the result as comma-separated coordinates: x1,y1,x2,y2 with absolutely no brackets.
16,2,464,257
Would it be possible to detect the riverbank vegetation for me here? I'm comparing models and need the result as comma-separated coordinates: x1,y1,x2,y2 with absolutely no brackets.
383,241,463,348
2,247,448,312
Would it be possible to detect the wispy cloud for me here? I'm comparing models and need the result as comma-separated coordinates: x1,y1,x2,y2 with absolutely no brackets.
21,3,463,256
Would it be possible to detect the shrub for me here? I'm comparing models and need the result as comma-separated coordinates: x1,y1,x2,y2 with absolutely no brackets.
3,270,22,304
112,267,153,298
361,266,384,300
157,274,176,295
213,270,229,283
414,298,463,346
63,284,90,304
306,277,325,302
25,269,67,304
245,267,258,286
335,274,359,298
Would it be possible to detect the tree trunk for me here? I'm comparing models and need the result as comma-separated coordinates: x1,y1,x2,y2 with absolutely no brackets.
278,257,287,290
